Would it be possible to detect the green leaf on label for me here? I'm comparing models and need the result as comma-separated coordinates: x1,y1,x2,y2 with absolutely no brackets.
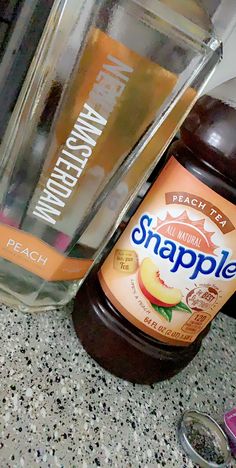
151,301,191,322
151,303,172,322
174,301,192,313
160,307,173,322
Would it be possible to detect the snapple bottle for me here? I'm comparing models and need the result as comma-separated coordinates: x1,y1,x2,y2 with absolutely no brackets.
73,79,236,384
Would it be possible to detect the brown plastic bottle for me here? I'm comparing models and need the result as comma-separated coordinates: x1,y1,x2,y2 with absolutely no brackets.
73,89,236,384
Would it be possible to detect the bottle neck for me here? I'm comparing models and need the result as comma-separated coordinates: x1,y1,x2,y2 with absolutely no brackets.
169,140,236,204
180,95,236,184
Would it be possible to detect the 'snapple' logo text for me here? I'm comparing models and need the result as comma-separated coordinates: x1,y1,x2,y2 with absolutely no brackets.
131,214,236,281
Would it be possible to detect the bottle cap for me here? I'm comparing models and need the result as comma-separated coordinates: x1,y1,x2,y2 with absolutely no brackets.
178,410,231,468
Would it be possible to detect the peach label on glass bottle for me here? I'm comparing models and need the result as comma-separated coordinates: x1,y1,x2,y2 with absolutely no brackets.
0,223,92,281
99,157,236,346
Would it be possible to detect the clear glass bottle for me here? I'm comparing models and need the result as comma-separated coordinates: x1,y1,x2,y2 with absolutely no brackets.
0,0,222,311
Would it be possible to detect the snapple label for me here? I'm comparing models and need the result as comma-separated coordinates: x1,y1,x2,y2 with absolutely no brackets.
99,157,236,346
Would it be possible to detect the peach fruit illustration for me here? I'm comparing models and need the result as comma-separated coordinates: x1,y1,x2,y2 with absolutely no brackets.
138,258,182,307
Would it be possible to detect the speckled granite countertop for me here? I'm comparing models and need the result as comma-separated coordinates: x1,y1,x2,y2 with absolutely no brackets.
0,304,235,468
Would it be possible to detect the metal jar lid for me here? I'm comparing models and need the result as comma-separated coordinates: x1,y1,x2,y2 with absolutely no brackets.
178,410,232,468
